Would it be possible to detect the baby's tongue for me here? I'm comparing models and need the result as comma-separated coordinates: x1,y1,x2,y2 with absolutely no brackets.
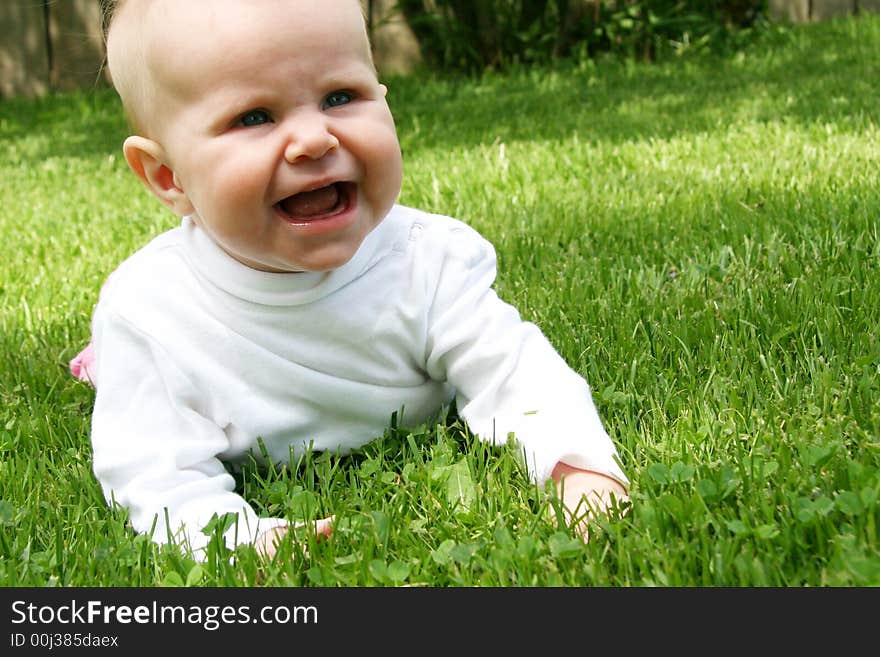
281,184,339,217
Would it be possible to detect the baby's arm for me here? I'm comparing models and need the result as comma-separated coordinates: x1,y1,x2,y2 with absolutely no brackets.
90,309,290,556
551,462,629,541
419,218,630,529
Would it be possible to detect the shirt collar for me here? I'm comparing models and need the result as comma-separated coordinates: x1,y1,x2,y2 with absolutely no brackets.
180,214,396,306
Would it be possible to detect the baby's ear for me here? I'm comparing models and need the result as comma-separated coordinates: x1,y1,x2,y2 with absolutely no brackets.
122,136,194,216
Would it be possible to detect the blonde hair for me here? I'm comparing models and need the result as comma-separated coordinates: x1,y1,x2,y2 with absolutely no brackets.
102,0,153,134
100,0,122,35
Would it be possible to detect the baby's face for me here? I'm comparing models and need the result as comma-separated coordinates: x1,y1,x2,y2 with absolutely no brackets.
143,0,402,272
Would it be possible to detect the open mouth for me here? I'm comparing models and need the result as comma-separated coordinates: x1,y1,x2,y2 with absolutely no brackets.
276,182,352,221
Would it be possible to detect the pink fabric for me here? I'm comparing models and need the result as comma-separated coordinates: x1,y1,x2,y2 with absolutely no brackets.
71,272,114,388
70,341,97,386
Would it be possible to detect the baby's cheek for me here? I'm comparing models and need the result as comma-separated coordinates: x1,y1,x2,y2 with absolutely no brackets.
368,142,403,205
214,162,268,204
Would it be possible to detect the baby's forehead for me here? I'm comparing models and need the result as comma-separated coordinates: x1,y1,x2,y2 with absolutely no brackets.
115,0,370,65
108,0,373,132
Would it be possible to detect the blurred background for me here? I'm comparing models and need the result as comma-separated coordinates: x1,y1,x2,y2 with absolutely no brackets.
3,1,879,99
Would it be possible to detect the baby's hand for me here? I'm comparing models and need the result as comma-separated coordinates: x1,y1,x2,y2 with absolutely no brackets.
550,463,629,542
254,515,334,560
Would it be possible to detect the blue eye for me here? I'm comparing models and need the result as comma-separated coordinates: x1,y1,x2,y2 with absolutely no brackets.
323,91,353,109
238,109,272,127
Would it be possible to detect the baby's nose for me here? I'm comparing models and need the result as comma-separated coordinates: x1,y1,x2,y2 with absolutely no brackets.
283,117,339,163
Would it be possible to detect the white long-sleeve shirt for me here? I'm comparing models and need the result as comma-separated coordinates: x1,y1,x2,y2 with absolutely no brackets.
89,204,627,554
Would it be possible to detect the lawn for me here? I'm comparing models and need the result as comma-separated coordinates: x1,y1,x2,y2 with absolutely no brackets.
0,14,878,587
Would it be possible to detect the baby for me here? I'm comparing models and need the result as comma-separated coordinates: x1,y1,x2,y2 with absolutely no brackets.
78,0,629,558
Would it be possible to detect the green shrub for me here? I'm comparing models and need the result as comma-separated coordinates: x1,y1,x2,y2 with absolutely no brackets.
393,0,769,72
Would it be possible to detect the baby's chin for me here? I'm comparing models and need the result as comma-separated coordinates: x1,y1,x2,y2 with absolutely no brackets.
289,243,372,273
246,240,373,274
291,219,391,273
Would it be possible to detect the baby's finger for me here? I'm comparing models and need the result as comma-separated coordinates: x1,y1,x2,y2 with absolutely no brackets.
312,515,334,538
293,515,334,539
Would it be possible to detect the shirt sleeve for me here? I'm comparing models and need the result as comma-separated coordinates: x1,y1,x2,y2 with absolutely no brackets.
422,224,628,487
90,309,287,557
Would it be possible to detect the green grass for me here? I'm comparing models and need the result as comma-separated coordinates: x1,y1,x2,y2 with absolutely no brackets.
1,15,878,586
